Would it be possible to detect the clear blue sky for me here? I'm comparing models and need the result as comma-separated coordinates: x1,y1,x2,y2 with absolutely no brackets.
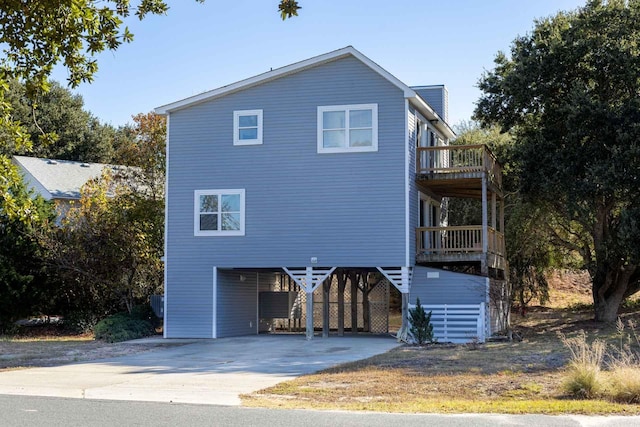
52,0,586,129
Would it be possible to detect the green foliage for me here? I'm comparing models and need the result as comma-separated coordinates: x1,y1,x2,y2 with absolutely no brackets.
408,298,434,345
46,170,164,315
63,310,102,335
279,0,301,20
474,0,640,321
94,312,155,343
0,171,56,330
451,123,554,314
1,80,116,162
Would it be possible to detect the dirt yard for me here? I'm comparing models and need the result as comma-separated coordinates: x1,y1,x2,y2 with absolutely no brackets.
242,304,640,414
0,327,182,371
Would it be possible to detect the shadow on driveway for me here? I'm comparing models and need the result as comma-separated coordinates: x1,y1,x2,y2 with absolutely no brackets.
0,334,400,406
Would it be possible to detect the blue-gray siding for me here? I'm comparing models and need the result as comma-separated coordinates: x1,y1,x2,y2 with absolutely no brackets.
165,57,410,337
167,56,407,269
408,107,418,265
412,86,448,123
164,262,213,338
216,270,277,338
409,266,488,305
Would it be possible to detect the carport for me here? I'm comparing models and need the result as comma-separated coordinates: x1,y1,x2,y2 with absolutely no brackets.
215,268,398,340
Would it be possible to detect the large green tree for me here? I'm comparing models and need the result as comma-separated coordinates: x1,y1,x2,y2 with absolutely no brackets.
0,178,56,331
475,0,640,322
1,80,115,162
0,0,300,219
44,111,166,318
49,171,164,315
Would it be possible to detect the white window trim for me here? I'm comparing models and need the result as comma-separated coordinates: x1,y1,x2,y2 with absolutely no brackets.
317,103,378,153
233,109,263,146
194,189,246,236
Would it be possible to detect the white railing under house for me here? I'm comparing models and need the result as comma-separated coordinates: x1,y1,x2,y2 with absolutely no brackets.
408,303,487,343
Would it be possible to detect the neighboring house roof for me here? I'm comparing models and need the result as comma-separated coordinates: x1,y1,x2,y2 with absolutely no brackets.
155,46,455,138
12,155,115,200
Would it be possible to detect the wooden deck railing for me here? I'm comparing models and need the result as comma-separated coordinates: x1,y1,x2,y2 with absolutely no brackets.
416,225,505,256
416,144,502,188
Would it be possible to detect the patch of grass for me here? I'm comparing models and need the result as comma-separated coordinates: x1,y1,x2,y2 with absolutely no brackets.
244,304,640,415
243,395,640,415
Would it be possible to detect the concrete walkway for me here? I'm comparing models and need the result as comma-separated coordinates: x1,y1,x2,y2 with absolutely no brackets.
0,335,400,406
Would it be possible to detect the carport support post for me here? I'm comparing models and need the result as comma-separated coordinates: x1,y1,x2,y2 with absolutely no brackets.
401,291,409,338
322,277,331,338
305,267,314,340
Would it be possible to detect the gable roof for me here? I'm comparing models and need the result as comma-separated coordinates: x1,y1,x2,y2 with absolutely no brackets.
155,46,455,138
12,155,117,200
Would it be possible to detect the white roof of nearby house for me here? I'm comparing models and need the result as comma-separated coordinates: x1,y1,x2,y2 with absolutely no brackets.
12,155,115,200
155,46,455,138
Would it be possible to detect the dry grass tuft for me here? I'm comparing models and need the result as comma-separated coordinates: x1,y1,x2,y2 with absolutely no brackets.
607,367,640,404
559,331,606,399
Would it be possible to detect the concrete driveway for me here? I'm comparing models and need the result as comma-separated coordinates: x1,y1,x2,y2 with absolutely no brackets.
0,335,399,406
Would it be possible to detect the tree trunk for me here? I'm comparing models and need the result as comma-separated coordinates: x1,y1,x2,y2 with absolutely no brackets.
322,276,331,338
590,203,639,322
362,288,370,333
592,263,635,322
350,272,359,334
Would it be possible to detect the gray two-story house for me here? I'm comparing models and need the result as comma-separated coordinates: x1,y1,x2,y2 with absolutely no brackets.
156,47,507,343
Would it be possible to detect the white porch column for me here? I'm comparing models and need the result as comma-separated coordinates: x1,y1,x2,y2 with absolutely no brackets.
377,267,412,342
305,267,314,340
282,267,336,340
481,174,489,275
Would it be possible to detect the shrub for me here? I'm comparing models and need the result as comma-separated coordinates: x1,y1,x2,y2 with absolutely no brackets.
130,304,162,328
94,312,155,343
63,310,101,334
408,298,434,345
560,330,606,399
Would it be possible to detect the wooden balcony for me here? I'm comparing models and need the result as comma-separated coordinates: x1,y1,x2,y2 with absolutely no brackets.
416,145,503,198
416,226,506,274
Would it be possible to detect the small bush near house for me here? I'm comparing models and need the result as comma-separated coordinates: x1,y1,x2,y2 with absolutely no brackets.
63,310,101,334
94,312,155,343
408,297,434,345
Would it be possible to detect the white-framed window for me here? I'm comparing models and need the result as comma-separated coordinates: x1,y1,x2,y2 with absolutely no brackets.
233,109,263,145
194,189,245,236
317,104,378,153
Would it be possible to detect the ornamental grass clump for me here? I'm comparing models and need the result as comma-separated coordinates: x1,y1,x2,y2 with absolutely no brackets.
606,319,640,403
560,330,606,399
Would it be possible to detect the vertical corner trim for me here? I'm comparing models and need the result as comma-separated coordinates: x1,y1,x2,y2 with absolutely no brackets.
404,99,411,267
212,266,217,338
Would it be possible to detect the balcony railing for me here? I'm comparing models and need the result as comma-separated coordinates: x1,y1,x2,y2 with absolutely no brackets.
416,144,502,189
416,225,505,257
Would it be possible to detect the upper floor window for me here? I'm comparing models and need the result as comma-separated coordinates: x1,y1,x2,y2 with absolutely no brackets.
194,189,245,236
233,110,263,145
317,104,378,153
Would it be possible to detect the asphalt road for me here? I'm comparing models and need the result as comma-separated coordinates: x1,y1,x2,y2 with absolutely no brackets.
2,395,638,427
